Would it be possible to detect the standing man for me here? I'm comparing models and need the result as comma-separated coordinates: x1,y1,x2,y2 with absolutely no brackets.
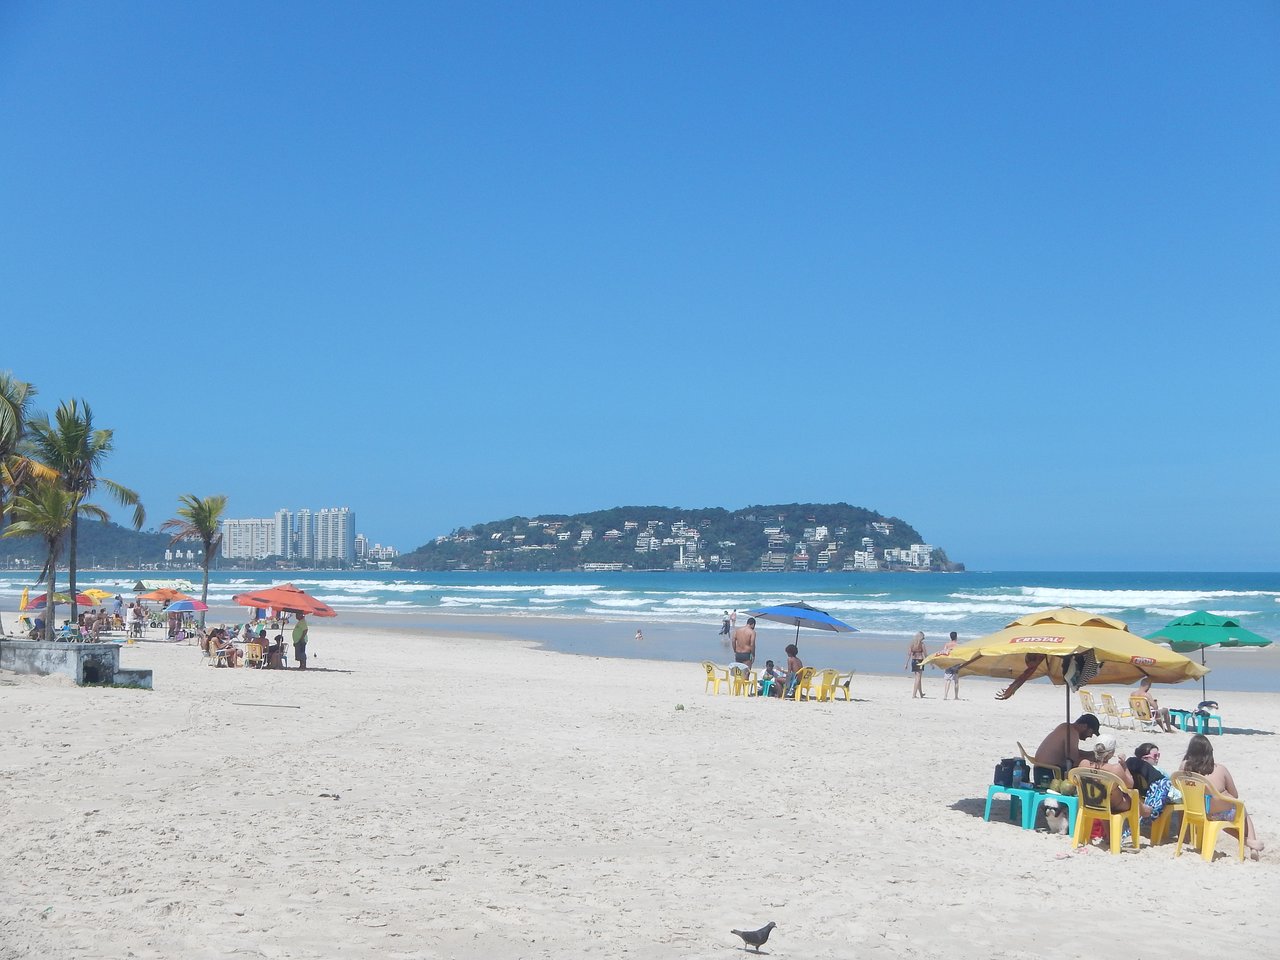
292,612,309,670
940,631,961,700
731,616,756,668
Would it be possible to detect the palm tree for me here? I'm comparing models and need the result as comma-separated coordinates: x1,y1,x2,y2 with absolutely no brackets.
161,494,227,627
3,481,108,641
0,372,56,527
27,399,145,624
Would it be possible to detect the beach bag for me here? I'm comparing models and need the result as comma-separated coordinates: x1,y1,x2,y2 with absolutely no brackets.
993,758,1017,787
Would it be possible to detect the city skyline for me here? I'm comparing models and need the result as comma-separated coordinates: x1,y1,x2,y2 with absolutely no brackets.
3,5,1277,571
220,507,362,564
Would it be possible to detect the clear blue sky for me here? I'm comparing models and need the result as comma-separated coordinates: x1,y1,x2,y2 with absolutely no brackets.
3,2,1277,570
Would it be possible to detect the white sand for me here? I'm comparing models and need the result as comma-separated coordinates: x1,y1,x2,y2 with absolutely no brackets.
1,622,1277,959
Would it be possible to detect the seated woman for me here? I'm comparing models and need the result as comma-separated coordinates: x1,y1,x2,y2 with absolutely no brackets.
1125,742,1179,824
1179,734,1264,858
208,628,242,667
263,631,287,669
1073,733,1150,816
782,644,804,698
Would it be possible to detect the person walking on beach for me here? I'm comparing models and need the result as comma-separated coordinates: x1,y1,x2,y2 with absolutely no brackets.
729,609,737,633
907,631,927,698
940,631,961,700
719,611,731,641
731,616,756,668
291,612,309,670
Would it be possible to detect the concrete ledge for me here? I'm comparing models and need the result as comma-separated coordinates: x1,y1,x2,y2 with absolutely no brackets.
0,639,153,689
110,668,154,690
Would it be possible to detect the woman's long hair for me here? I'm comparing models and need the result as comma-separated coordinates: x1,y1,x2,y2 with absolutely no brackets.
1182,734,1215,775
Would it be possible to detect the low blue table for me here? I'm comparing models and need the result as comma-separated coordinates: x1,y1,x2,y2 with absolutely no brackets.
984,784,1078,833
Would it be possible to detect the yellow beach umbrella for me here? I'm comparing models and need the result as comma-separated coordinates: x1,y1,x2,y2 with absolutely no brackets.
925,606,1208,686
925,607,1208,772
83,588,115,603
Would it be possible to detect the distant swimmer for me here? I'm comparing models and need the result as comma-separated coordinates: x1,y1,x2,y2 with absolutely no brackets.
634,628,644,642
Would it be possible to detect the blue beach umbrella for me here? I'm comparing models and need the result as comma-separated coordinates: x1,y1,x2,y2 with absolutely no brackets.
746,601,857,645
164,599,209,613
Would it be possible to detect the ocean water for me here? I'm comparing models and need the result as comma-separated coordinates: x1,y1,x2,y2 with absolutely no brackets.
3,569,1277,690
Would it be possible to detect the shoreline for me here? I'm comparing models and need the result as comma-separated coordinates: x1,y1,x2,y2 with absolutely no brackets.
7,602,1277,694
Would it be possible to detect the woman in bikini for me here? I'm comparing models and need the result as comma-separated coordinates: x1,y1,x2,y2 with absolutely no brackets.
1179,734,1264,857
906,632,927,698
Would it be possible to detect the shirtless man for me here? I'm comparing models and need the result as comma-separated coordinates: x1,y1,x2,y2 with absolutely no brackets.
1035,713,1101,774
1132,677,1177,733
731,617,756,668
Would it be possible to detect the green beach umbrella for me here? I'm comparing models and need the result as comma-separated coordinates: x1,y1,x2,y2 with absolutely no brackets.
1147,611,1273,701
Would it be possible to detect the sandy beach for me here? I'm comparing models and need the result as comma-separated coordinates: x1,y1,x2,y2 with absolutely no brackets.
2,617,1277,959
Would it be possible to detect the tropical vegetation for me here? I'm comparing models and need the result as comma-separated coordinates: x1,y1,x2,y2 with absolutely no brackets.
2,483,108,640
162,494,228,625
25,399,145,622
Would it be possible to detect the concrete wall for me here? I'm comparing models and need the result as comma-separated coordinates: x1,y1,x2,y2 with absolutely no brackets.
0,640,152,689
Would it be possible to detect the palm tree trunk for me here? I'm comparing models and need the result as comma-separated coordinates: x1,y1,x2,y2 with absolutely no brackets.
67,510,79,624
200,547,211,628
45,546,57,643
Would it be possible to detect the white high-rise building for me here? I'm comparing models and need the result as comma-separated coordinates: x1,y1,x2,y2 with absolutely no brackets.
221,518,277,560
295,509,314,562
315,507,356,564
273,509,294,560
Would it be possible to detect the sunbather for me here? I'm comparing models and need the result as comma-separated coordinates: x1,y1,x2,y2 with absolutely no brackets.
1179,734,1264,858
1132,678,1177,733
1073,733,1150,816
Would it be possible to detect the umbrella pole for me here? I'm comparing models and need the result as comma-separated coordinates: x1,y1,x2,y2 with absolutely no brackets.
1201,646,1207,702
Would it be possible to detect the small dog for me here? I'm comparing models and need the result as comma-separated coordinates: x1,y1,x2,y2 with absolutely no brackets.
1043,806,1070,835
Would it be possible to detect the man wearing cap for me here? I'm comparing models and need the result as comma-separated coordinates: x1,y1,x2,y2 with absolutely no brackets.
1034,713,1101,774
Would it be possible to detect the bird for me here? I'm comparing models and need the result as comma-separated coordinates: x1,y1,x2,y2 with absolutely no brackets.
731,921,776,952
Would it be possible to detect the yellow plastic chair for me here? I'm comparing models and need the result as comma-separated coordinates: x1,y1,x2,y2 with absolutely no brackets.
829,668,854,701
702,661,730,695
812,668,839,702
730,666,757,696
1078,690,1098,714
243,643,263,669
1099,693,1133,730
1129,695,1159,734
1129,766,1180,846
788,666,817,701
1170,772,1248,861
1067,768,1142,855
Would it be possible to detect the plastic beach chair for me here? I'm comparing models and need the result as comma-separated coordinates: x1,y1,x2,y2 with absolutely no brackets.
1067,768,1142,855
1170,772,1247,861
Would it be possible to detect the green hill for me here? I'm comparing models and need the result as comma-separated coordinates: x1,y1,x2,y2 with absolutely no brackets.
0,519,171,569
397,502,961,573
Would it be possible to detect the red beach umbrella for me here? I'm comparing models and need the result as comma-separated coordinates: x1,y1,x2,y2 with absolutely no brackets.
230,583,336,618
26,591,96,609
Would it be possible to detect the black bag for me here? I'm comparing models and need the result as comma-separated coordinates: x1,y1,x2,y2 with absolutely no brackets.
993,758,1017,787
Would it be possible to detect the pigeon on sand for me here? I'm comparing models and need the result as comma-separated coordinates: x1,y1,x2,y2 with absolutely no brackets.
731,921,776,952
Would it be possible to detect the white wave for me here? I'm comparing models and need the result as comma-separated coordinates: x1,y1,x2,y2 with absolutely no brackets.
1015,586,1280,607
542,584,605,596
439,595,514,605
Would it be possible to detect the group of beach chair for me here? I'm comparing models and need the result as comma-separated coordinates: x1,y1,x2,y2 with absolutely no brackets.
1003,739,1250,861
1080,690,1224,736
701,662,853,701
